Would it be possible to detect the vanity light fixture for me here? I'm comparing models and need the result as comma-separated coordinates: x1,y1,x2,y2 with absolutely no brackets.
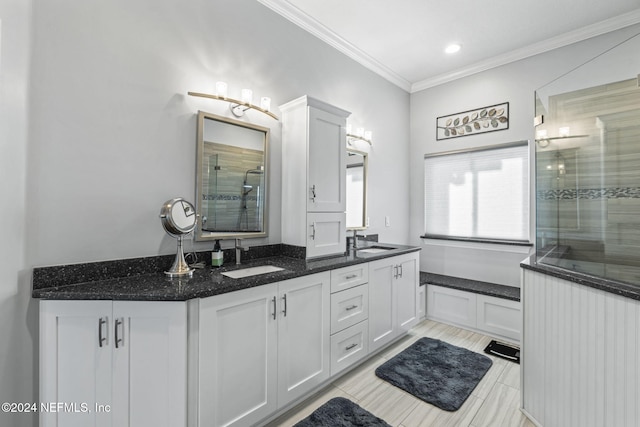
188,82,278,120
346,123,373,145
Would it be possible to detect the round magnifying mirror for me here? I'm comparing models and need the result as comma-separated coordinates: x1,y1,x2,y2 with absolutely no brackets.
160,198,196,277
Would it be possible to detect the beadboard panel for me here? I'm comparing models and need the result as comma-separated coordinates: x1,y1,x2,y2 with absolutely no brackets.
522,268,640,427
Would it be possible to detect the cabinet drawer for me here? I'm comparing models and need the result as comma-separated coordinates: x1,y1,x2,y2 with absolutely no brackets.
330,320,368,376
330,284,369,334
330,264,368,293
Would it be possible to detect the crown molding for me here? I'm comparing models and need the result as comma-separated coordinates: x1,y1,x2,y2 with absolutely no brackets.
411,9,640,93
258,1,640,94
257,0,412,91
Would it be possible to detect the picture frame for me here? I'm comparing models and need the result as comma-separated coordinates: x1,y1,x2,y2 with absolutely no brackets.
436,102,509,140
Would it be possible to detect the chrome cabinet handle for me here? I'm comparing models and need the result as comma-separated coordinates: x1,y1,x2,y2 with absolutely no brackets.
345,343,357,351
272,296,277,320
98,317,108,347
399,264,403,278
393,265,398,279
310,185,316,202
345,305,358,311
345,274,357,280
115,318,124,349
282,294,287,317
310,222,316,240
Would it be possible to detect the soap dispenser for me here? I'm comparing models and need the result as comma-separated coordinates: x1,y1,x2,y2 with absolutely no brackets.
212,240,223,267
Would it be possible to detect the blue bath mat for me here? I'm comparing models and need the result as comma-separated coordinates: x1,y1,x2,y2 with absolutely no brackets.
375,337,493,411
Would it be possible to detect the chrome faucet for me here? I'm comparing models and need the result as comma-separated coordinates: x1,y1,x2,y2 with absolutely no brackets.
352,229,359,249
235,239,249,265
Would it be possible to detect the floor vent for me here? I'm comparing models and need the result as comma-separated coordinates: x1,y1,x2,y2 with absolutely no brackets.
484,340,520,364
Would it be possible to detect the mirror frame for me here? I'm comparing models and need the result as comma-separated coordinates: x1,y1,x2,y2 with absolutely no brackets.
346,148,368,231
195,110,270,241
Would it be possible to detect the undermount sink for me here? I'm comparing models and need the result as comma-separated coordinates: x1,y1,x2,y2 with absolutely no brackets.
221,265,285,279
357,245,396,254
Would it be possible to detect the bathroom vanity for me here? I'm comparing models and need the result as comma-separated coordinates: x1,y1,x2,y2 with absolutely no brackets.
34,244,420,427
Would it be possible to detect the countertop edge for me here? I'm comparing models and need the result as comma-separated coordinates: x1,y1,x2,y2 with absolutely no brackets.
520,256,640,301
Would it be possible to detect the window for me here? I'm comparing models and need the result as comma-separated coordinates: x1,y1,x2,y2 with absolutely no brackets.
424,141,529,244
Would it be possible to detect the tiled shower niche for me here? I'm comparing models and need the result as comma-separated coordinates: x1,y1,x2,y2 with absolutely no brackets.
535,32,640,284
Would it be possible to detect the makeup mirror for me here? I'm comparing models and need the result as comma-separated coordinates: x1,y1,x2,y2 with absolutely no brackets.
195,111,269,241
160,198,196,277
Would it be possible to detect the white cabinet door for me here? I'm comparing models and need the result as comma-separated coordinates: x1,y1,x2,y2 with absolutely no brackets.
40,300,113,427
40,300,187,427
277,272,330,407
395,253,419,334
368,253,420,354
112,301,187,427
197,284,278,427
307,106,346,213
307,212,347,258
368,258,396,353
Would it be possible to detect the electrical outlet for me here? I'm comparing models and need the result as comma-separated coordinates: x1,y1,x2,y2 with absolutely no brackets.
385,216,390,227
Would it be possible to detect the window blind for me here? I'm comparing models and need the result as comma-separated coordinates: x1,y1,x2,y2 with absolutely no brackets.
424,142,529,243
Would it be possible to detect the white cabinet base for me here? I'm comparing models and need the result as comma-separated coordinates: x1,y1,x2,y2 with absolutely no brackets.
426,284,521,343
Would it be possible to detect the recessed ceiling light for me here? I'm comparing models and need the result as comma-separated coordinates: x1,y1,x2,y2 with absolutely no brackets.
445,43,461,54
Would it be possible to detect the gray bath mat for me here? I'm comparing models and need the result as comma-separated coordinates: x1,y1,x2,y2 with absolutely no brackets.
293,397,391,427
375,337,492,411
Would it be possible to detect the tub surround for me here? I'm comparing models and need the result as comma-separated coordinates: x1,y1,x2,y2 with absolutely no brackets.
32,243,420,301
521,255,640,301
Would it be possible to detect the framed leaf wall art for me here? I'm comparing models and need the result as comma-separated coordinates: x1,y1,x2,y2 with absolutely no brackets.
436,102,509,140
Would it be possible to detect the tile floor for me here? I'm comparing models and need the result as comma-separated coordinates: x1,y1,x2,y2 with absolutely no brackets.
268,319,535,427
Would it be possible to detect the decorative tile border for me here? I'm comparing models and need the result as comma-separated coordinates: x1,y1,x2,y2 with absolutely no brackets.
537,187,640,200
203,194,258,202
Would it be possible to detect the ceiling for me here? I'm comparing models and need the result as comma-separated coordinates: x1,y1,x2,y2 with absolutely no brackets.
258,0,640,92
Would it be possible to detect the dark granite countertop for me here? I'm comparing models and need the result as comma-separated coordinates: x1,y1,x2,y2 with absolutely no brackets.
420,272,520,301
521,255,640,301
32,243,421,301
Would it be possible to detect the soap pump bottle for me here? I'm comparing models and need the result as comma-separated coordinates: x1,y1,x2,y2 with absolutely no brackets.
212,240,223,267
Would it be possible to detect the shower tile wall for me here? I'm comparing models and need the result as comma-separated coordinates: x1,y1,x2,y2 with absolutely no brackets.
202,141,264,232
536,77,640,282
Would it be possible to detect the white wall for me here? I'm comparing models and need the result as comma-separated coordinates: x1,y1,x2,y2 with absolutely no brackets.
0,1,36,426
409,23,640,287
0,2,410,424
26,0,410,267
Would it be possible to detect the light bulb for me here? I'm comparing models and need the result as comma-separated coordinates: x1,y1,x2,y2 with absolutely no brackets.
260,97,271,111
241,89,253,104
215,81,228,99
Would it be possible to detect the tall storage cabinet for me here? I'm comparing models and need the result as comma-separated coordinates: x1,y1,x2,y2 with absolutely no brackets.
39,300,187,427
280,96,351,259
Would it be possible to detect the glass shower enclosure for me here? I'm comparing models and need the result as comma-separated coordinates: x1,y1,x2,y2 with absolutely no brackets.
535,31,640,284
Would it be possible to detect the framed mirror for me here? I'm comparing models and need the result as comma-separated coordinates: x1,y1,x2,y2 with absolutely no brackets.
346,149,368,230
195,111,269,241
